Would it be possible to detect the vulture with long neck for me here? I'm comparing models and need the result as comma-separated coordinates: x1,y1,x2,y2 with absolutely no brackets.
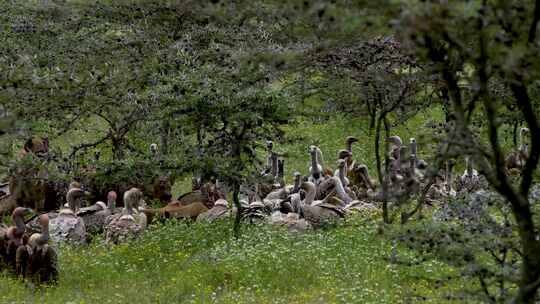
265,166,301,202
316,175,354,206
456,157,485,194
77,191,118,234
264,140,275,175
345,136,359,170
308,145,324,185
285,182,346,228
49,187,87,245
16,214,59,284
387,135,403,160
505,127,530,174
0,207,32,272
443,160,457,198
334,159,350,188
105,188,145,244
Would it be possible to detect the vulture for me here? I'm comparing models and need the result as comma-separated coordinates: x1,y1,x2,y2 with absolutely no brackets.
345,136,359,153
242,201,270,224
49,187,87,245
196,199,230,222
345,136,359,170
308,145,329,185
0,207,32,272
16,214,59,284
150,143,158,157
265,170,302,201
294,182,346,228
77,191,118,234
443,160,457,198
387,135,403,160
350,163,375,198
334,159,350,188
505,127,530,174
264,140,275,176
456,157,485,194
315,176,354,207
276,159,285,188
409,138,429,180
270,210,311,232
0,182,9,197
104,188,146,244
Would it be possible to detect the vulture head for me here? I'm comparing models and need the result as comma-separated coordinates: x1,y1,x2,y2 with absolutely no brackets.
150,143,158,155
124,188,145,211
107,191,117,209
28,214,50,250
337,149,352,161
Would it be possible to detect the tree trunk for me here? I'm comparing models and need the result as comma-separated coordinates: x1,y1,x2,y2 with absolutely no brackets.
160,120,170,156
111,135,125,161
375,112,390,224
232,182,242,238
513,121,519,148
509,196,540,303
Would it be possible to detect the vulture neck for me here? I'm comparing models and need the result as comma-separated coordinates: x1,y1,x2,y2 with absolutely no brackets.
66,188,84,213
330,176,353,204
338,164,348,187
290,193,302,214
409,155,417,174
292,174,301,193
37,218,50,247
303,183,317,206
270,153,278,178
410,139,417,156
346,140,354,153
107,197,116,210
277,160,285,187
315,148,324,168
310,150,320,176
12,211,26,236
466,158,474,177
125,197,134,215
446,162,453,186
360,169,375,190
519,129,529,156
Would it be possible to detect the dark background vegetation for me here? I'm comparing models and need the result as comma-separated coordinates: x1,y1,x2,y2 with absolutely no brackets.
1,0,540,303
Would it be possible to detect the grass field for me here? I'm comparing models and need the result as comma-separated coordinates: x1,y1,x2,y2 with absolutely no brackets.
1,107,479,303
0,216,466,304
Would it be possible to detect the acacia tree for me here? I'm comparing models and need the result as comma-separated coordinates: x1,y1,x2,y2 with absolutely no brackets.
306,37,433,223
396,1,540,302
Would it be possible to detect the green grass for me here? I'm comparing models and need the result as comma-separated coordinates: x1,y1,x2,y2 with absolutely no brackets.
0,216,464,303
3,107,491,303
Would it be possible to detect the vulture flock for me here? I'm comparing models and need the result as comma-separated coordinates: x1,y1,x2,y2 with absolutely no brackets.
0,128,531,285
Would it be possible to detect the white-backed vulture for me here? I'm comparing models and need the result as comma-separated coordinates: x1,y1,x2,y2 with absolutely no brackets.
49,188,87,245
77,191,118,234
456,157,485,194
334,159,350,188
16,214,59,284
293,182,346,228
0,207,32,272
104,189,145,244
505,127,530,174
308,145,324,185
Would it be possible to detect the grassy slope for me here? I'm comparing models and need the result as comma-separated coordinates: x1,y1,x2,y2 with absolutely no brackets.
1,107,471,303
0,217,463,304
